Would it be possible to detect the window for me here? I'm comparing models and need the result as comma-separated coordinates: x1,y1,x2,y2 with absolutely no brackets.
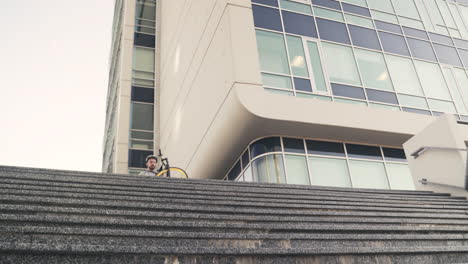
286,35,309,77
366,89,398,104
392,0,420,20
345,14,374,28
402,26,428,40
252,0,279,7
305,41,328,93
306,140,345,157
262,73,293,89
375,21,402,34
131,86,154,103
131,102,154,131
433,44,463,67
252,154,286,183
385,54,424,96
309,157,351,187
252,5,283,31
331,83,366,100
386,163,415,190
313,6,344,22
285,155,310,185
413,60,452,100
378,31,410,56
256,30,290,74
354,48,393,91
321,42,361,86
316,18,351,44
342,3,371,17
133,47,155,87
367,0,394,13
346,144,382,160
406,38,437,62
349,160,389,189
443,67,468,114
348,25,381,50
282,11,318,37
294,77,313,92
135,0,156,35
398,94,429,110
279,0,312,14
129,149,153,168
311,0,341,10
250,137,282,158
283,137,306,153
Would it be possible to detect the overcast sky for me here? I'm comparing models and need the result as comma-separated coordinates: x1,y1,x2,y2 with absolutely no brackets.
0,0,114,172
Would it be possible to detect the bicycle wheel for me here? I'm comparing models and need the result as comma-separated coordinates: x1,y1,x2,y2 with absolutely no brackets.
156,167,188,178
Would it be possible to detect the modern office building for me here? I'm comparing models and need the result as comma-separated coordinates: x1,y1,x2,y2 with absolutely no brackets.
103,0,468,194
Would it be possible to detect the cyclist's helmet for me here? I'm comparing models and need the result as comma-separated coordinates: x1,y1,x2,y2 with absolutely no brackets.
145,155,158,163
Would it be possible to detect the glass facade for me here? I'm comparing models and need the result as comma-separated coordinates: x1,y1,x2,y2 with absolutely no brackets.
225,137,415,190
252,0,468,120
129,0,157,174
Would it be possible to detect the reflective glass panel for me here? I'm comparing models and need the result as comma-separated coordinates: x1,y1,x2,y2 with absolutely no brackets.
348,160,389,189
283,137,306,154
322,42,361,86
312,0,341,10
250,137,282,158
429,33,453,46
348,25,381,50
378,31,410,56
316,18,351,44
385,55,423,96
402,27,429,40
375,21,402,34
371,11,398,24
262,73,293,89
354,49,393,91
382,147,407,161
454,38,468,49
252,0,279,7
228,160,241,180
366,89,398,104
341,0,367,7
392,0,420,19
287,35,309,77
345,14,374,28
256,30,290,74
453,68,468,106
242,150,250,169
294,77,313,92
252,5,283,31
313,6,344,22
397,94,429,109
131,86,154,103
282,11,318,38
133,47,155,72
458,49,468,68
346,144,382,160
428,99,457,113
342,3,371,17
402,107,432,115
443,67,468,114
433,44,463,67
367,0,394,13
252,154,286,184
244,165,253,182
306,41,328,92
280,0,312,14
413,60,451,100
131,103,154,131
331,83,366,99
335,98,367,105
285,155,310,185
306,140,345,157
309,157,351,187
386,163,415,190
406,38,437,62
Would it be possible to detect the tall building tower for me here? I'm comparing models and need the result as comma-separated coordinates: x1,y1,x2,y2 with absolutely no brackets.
104,0,468,192
103,0,157,174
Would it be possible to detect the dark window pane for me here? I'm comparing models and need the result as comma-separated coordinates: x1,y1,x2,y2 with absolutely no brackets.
342,3,371,17
375,21,402,34
250,137,282,158
306,140,345,157
316,18,350,44
132,86,155,103
129,149,153,168
253,5,283,31
406,38,437,62
429,32,453,46
312,0,341,10
134,33,155,48
346,144,382,160
228,160,241,181
457,48,468,68
402,107,432,115
382,147,407,161
454,38,468,49
378,31,410,56
331,83,366,100
366,89,398,104
348,25,381,50
433,43,463,67
242,150,250,168
402,26,428,40
283,138,305,154
294,77,312,92
252,0,278,7
282,11,317,38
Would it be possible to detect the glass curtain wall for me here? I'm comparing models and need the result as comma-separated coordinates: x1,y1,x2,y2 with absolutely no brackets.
252,0,468,120
225,136,415,191
128,0,157,174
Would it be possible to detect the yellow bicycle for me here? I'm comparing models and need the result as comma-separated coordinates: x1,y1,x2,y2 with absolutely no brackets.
155,149,189,179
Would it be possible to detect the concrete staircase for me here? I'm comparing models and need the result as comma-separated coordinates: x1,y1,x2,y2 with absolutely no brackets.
1,165,468,263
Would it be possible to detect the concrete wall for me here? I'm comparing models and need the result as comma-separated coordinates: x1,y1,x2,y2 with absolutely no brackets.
403,115,468,198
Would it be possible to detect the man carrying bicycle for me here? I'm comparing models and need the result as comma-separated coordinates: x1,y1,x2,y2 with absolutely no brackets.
138,155,160,176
